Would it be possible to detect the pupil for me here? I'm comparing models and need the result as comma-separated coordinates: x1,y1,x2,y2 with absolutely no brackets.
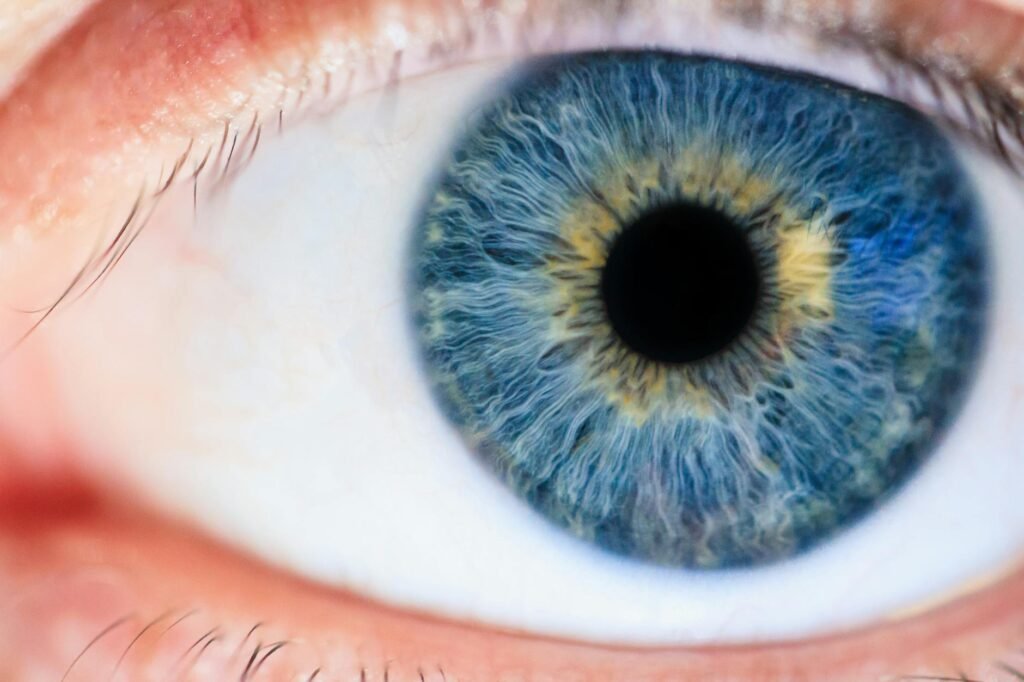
600,202,761,364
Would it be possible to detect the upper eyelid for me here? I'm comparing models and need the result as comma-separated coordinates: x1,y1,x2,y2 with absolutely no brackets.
1,0,1023,248
0,0,409,238
1,2,1024,671
0,0,98,96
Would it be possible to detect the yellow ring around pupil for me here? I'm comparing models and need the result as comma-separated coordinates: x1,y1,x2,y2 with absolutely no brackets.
545,150,840,422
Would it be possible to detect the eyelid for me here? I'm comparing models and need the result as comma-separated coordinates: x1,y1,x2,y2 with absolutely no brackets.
2,0,1024,249
1,0,1021,568
6,504,1024,679
4,1,1024,675
0,0,357,238
0,0,98,96
876,0,1024,75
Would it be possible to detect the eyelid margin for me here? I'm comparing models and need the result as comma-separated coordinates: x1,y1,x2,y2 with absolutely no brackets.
3,0,1024,247
2,0,1024,618
4,503,1024,680
6,0,1024,671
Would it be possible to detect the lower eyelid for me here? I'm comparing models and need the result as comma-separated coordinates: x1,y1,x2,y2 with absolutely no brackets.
9,2,1024,680
3,492,1024,681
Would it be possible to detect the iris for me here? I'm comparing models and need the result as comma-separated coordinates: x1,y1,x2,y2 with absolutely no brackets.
411,52,987,568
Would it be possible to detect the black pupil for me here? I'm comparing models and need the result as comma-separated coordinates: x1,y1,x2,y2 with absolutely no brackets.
600,202,760,364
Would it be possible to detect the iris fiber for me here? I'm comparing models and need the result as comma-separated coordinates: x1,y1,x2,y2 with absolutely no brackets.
411,52,987,568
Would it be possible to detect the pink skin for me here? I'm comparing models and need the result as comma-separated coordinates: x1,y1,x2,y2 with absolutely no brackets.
2,0,1024,679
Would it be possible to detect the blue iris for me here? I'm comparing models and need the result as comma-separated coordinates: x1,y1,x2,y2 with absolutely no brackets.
410,52,987,568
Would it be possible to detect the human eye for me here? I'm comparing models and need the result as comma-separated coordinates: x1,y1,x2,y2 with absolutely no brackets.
4,0,1024,679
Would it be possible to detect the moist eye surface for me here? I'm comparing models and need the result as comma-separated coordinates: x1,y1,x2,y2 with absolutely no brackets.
410,51,988,569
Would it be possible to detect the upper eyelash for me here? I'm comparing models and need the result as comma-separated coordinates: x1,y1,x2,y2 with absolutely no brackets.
877,44,1024,174
728,0,1024,173
5,5,1020,678
9,2,1022,360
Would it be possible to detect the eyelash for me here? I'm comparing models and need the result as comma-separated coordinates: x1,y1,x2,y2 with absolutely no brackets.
67,608,1024,681
71,611,460,681
67,612,309,680
856,41,1024,175
12,4,1011,360
25,2,1024,678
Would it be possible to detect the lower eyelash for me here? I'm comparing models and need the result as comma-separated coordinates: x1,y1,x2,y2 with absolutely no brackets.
15,3,1024,676
62,612,468,681
62,611,314,680
60,606,1023,682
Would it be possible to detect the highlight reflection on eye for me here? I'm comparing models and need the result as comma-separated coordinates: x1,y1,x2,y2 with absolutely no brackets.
6,0,1024,679
412,51,988,568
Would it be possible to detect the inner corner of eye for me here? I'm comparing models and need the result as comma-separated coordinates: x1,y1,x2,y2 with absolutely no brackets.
44,44,1017,648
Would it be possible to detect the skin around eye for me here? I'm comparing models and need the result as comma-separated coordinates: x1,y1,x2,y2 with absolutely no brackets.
0,0,96,96
13,48,1023,648
5,504,1024,680
4,0,1024,680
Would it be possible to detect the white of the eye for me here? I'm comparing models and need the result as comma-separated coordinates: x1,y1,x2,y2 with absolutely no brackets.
23,50,1024,645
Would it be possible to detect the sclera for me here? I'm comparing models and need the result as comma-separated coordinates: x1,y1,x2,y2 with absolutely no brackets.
4,53,1019,646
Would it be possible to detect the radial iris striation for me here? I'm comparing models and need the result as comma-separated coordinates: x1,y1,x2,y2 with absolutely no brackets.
410,52,988,568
